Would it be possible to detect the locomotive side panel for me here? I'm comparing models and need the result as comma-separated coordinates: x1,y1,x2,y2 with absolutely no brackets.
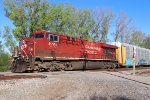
45,34,84,60
33,32,84,60
55,36,84,59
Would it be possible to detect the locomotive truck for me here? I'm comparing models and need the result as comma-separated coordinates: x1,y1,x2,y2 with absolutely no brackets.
11,30,118,72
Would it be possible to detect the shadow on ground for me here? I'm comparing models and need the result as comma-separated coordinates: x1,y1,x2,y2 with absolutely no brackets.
90,95,133,100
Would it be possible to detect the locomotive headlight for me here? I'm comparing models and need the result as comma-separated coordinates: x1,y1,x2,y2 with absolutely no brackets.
30,48,33,51
30,42,34,45
29,47,33,51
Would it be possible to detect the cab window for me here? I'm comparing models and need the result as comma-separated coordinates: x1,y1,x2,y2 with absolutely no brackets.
35,33,44,38
47,34,59,42
54,35,58,41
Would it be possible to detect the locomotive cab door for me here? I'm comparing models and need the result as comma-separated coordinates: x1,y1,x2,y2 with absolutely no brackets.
46,33,59,60
34,32,47,57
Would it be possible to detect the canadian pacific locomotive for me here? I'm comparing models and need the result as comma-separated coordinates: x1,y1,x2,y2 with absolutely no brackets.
11,30,118,72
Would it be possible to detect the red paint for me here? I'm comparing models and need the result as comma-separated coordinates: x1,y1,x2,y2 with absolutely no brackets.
19,30,117,60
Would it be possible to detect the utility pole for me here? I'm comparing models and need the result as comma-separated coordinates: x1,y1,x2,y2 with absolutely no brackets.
133,47,136,75
133,58,135,75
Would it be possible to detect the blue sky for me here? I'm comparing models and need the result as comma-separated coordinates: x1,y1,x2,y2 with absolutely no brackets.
0,0,150,36
49,0,150,34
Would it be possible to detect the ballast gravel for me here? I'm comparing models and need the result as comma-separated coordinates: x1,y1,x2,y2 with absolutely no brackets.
0,71,150,100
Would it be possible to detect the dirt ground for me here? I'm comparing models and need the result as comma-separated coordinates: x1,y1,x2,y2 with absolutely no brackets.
0,70,150,100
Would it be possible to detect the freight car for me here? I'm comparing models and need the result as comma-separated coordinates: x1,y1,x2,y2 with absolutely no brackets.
110,42,150,67
11,30,118,72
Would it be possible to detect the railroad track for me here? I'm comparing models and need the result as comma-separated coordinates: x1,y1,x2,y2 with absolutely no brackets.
85,67,150,86
86,67,150,72
0,67,150,80
102,71,150,87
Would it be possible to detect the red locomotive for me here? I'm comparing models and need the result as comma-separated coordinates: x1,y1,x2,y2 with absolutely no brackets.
11,30,118,72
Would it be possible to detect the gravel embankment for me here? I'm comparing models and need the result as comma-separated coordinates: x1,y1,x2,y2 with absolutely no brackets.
0,71,150,100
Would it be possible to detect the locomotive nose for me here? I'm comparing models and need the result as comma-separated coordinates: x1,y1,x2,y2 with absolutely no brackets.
20,40,27,50
19,38,33,56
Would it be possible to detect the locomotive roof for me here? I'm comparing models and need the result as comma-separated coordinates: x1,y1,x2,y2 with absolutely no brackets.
33,30,84,40
33,30,117,49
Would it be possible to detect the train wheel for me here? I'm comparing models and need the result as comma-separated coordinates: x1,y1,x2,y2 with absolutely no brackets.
48,64,59,71
64,63,72,71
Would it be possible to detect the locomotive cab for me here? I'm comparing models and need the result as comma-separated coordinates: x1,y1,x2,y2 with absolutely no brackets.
33,31,59,59
11,31,48,72
19,32,45,58
20,31,60,57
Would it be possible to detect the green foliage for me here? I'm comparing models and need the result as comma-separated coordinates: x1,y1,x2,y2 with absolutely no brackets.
75,9,95,40
0,30,10,72
3,26,17,53
47,3,75,34
3,0,149,46
0,53,10,72
4,0,50,40
3,0,105,41
0,32,3,53
47,4,95,40
4,0,27,40
143,35,150,49
130,31,146,47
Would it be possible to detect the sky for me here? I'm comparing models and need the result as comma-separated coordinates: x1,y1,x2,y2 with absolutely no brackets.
0,0,150,37
49,0,150,35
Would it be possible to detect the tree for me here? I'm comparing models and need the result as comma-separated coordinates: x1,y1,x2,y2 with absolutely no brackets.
4,0,95,40
130,31,146,46
4,0,28,40
47,4,95,40
0,53,10,72
0,31,3,54
27,0,50,33
114,14,127,42
4,0,143,44
2,26,17,53
0,29,10,72
4,0,50,40
113,13,135,43
93,8,114,43
143,35,150,49
0,41,2,54
47,3,76,35
75,9,95,40
5,1,120,42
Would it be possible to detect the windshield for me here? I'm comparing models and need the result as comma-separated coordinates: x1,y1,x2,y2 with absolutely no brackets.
35,33,44,38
